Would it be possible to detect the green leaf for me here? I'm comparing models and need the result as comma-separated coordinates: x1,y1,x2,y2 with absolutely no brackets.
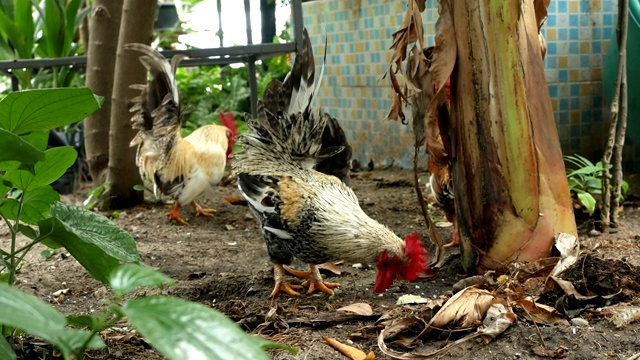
576,191,596,215
66,315,102,329
0,335,16,360
0,88,103,135
109,264,175,297
30,146,77,189
622,180,630,195
0,175,10,198
121,296,296,360
18,224,38,239
63,0,83,57
0,186,60,224
0,128,45,168
39,202,142,284
14,0,34,58
43,0,63,58
3,146,76,191
0,283,104,356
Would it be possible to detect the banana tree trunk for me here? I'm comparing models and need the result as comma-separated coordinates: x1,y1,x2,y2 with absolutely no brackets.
105,0,156,209
446,0,577,273
84,0,124,186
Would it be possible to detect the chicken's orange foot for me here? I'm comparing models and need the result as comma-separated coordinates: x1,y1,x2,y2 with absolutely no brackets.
282,265,310,279
443,221,460,248
166,203,189,225
282,262,343,279
191,201,216,217
301,264,340,295
271,264,303,297
270,282,304,297
302,279,340,295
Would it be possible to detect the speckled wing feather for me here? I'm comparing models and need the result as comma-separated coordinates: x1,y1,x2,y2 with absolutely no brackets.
315,115,353,185
126,43,186,186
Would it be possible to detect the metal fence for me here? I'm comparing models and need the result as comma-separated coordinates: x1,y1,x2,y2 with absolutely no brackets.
0,0,304,118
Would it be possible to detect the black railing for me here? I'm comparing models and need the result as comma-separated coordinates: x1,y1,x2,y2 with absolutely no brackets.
0,0,305,118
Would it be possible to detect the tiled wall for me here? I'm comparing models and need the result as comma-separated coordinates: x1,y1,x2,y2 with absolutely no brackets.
301,0,635,171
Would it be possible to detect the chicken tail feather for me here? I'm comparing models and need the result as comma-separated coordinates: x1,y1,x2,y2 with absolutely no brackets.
236,28,353,178
127,44,186,141
127,44,186,185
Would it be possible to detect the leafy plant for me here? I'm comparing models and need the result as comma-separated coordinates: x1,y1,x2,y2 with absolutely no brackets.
565,154,629,215
0,0,90,89
0,88,295,359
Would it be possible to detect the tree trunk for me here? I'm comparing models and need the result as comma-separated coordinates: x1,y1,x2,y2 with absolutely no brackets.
443,0,577,273
84,0,124,186
105,0,156,209
260,0,276,44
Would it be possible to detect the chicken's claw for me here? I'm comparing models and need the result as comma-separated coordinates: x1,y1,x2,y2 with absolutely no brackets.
443,221,460,248
271,264,304,297
302,279,340,295
301,264,340,295
270,282,304,297
282,265,310,279
192,201,216,217
166,203,189,225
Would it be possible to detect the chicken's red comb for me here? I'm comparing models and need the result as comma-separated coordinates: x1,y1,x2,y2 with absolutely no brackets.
403,232,429,280
219,110,238,160
218,110,238,136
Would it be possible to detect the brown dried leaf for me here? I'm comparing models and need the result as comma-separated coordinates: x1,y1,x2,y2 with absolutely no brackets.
317,261,343,275
550,233,579,277
323,336,375,360
478,302,516,343
386,92,405,122
223,196,248,205
539,33,547,59
337,303,374,316
517,299,569,326
532,345,569,359
423,286,494,334
429,0,456,95
533,0,551,30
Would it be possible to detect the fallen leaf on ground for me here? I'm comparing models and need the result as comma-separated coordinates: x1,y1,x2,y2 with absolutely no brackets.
532,345,569,358
323,336,375,360
317,261,343,275
423,286,494,335
517,298,569,326
337,303,374,316
550,233,579,277
396,294,430,305
223,196,248,205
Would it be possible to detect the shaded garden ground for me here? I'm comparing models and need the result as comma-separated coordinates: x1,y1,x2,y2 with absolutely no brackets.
4,169,640,359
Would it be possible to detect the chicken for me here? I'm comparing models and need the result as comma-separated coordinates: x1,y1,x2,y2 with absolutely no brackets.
127,44,238,225
428,159,457,248
428,78,458,248
232,28,429,297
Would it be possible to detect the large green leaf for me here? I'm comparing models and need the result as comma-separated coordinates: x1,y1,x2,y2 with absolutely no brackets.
0,185,59,225
0,175,10,198
39,202,142,284
43,0,63,57
14,0,34,59
3,146,76,191
109,264,175,297
576,191,596,215
0,128,45,167
0,335,16,360
122,296,296,360
0,88,103,135
0,283,104,356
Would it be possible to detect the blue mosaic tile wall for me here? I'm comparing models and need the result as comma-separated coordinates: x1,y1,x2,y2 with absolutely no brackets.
301,0,632,170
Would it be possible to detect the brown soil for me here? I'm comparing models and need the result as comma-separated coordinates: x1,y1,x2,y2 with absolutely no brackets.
5,169,640,359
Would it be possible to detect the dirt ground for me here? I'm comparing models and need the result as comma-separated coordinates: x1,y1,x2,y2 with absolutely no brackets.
5,169,640,359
